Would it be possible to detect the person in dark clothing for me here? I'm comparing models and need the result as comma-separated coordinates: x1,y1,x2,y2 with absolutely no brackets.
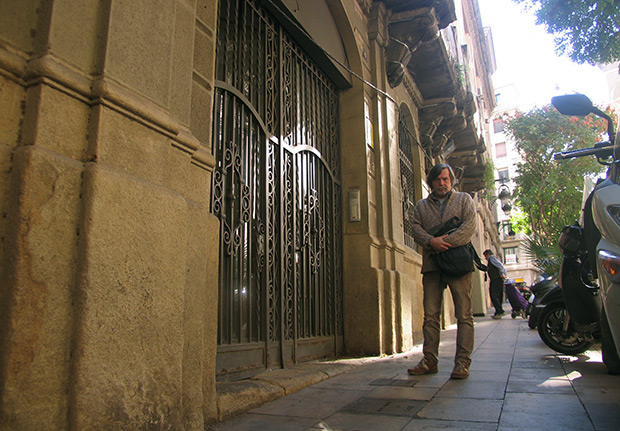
483,249,507,319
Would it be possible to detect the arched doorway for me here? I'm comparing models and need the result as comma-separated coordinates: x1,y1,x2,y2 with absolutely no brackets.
211,0,344,378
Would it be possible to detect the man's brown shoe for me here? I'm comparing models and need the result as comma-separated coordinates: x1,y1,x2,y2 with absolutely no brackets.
450,362,470,379
407,359,438,375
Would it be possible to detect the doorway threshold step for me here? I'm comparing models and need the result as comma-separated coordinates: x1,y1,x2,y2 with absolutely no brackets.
216,360,358,421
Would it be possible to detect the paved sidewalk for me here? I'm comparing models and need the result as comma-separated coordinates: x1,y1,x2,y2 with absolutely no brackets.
211,314,620,430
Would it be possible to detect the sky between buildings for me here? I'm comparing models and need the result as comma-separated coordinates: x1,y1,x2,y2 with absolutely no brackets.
478,0,610,111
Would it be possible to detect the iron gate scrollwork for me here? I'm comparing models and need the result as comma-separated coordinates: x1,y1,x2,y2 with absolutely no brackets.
212,0,343,378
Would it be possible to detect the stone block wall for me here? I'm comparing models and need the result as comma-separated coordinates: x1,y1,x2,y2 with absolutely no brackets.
0,1,221,429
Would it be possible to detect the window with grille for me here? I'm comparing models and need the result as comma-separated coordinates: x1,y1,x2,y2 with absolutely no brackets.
398,111,416,249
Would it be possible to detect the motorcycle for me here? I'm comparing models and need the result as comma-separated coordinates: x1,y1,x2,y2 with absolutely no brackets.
535,93,620,373
526,273,559,329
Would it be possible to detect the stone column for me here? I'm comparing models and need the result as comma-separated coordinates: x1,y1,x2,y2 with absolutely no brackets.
0,0,221,429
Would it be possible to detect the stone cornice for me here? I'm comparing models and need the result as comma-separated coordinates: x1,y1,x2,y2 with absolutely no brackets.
0,46,214,171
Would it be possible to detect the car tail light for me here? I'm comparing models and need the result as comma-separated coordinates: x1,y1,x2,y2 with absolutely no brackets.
599,250,620,276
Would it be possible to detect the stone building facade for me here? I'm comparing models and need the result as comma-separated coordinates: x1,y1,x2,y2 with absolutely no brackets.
0,0,499,429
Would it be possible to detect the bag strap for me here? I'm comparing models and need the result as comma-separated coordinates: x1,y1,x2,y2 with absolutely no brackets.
429,216,462,237
468,243,488,271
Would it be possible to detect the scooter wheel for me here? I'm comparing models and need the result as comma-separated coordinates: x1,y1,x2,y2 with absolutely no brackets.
601,307,620,375
537,302,592,355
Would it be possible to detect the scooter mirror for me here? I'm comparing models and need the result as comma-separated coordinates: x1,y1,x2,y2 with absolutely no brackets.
551,94,593,116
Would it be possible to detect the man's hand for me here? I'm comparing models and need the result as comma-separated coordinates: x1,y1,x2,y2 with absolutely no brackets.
429,235,453,252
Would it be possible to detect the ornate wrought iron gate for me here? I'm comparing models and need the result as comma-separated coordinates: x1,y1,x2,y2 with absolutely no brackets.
211,0,343,378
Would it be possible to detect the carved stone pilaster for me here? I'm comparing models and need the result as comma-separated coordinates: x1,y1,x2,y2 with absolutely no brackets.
369,2,389,47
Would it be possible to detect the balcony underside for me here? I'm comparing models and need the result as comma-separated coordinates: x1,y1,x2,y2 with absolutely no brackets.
387,0,488,193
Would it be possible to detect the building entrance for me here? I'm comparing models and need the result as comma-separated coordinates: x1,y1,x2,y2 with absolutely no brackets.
211,0,343,378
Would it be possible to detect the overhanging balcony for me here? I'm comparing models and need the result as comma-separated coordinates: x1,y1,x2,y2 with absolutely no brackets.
387,0,488,192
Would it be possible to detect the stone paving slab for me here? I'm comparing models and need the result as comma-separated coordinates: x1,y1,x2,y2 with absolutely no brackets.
308,412,412,430
506,375,574,394
579,395,620,430
369,377,418,387
508,365,568,381
366,385,439,401
402,418,498,430
250,387,368,419
416,397,503,423
209,413,318,431
341,397,427,416
435,380,507,399
498,393,594,430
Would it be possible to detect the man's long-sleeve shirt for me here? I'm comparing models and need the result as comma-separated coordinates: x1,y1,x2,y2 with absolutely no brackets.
411,191,476,273
487,255,507,280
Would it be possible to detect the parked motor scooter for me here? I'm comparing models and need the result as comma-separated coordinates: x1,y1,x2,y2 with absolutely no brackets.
526,273,559,329
536,94,620,373
535,276,596,354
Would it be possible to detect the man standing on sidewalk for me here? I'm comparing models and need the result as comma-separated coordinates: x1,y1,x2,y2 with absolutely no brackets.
409,163,476,380
483,249,507,319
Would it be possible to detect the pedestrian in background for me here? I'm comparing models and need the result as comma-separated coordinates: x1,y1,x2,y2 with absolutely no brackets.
483,249,507,319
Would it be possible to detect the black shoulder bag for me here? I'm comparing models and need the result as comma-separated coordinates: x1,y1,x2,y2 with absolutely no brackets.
429,217,487,276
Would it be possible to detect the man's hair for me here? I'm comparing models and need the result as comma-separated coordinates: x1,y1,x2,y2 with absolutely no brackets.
483,249,493,256
426,163,456,189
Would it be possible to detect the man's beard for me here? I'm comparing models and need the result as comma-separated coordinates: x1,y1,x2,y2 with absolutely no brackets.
433,186,450,198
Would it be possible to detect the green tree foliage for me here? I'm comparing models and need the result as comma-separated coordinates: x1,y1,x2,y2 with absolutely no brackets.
504,105,608,269
483,158,496,191
513,0,620,65
522,235,562,274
